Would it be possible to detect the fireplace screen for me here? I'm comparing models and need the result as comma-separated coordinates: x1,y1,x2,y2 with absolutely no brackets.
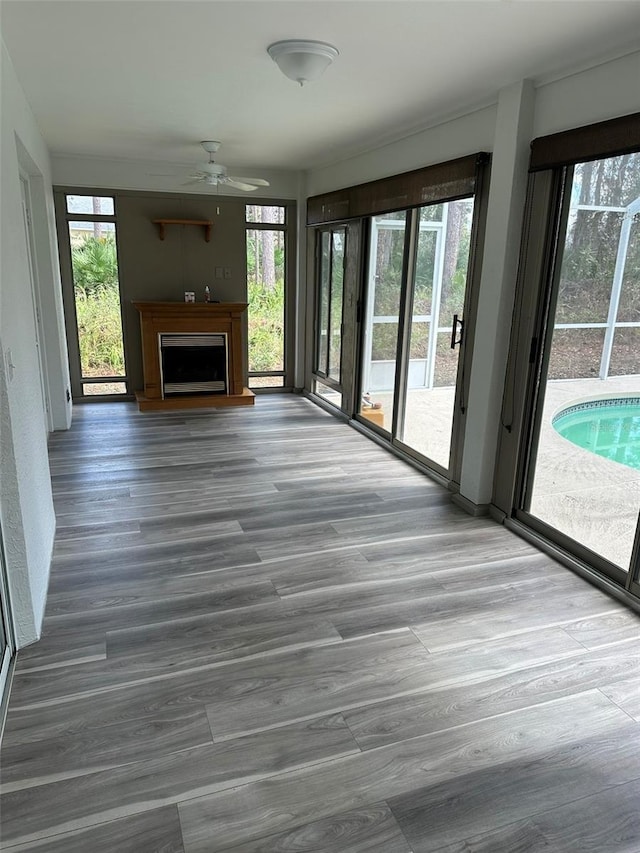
159,333,228,397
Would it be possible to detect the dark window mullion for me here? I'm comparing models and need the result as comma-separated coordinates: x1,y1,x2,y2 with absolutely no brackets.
325,230,335,378
390,212,417,440
314,231,325,379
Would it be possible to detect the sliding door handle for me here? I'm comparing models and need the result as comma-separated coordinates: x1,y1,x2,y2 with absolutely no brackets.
450,314,464,349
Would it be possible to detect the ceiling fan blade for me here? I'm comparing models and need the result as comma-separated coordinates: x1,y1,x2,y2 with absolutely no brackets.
224,179,259,192
182,178,205,186
228,175,270,187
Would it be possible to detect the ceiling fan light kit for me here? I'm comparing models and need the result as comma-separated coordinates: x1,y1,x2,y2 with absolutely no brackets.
267,39,339,86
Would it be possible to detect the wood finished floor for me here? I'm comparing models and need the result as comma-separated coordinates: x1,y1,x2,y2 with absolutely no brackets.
2,395,640,852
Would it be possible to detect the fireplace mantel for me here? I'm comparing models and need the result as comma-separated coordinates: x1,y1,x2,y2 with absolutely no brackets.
133,301,254,411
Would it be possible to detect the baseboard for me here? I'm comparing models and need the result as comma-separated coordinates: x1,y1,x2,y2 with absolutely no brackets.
451,492,491,516
489,503,507,523
303,391,350,422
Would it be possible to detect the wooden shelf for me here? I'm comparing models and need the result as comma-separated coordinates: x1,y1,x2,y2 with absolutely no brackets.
152,219,213,242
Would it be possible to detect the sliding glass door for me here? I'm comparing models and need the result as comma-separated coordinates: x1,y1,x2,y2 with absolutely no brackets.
520,152,640,575
397,200,474,469
313,226,347,408
307,153,487,483
358,199,476,477
360,212,408,432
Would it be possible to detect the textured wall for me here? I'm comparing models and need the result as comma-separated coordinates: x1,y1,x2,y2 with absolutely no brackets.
1,40,66,645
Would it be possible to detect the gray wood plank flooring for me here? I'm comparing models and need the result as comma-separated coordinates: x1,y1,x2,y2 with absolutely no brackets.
2,395,640,852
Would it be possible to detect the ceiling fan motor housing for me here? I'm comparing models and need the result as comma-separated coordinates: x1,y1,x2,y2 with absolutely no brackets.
196,162,227,178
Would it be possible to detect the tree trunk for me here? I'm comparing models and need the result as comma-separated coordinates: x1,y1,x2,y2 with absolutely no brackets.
259,207,280,290
92,197,103,239
442,202,464,308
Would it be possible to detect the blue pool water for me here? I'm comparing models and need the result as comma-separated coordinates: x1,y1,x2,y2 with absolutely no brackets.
552,397,640,471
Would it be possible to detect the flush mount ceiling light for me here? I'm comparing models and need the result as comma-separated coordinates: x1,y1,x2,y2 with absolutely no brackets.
267,39,339,86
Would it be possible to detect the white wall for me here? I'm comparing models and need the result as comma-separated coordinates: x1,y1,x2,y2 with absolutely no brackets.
307,104,498,196
534,49,640,139
0,39,70,645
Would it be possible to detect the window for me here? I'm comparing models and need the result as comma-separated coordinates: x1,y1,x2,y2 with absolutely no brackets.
58,194,128,398
245,205,290,389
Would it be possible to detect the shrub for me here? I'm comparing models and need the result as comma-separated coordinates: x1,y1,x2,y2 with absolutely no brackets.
248,278,285,372
74,282,125,376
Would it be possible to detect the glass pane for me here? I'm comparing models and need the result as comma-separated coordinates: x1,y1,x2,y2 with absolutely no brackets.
574,153,640,209
420,204,444,222
547,328,606,379
328,230,345,382
616,220,640,322
399,199,474,469
434,331,461,386
314,379,342,409
360,212,407,433
556,210,623,323
527,151,640,571
317,232,330,375
245,205,285,224
246,228,285,373
66,195,114,215
82,382,126,395
69,219,115,244
249,376,285,388
609,328,640,376
69,223,125,381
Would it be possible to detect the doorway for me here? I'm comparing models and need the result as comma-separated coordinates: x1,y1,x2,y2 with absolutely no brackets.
517,151,640,578
358,198,476,478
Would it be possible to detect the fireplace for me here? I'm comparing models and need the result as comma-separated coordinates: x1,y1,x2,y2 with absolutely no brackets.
160,333,228,397
133,302,254,411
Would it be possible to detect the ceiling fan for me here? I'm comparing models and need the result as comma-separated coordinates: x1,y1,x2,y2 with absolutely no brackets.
184,141,270,192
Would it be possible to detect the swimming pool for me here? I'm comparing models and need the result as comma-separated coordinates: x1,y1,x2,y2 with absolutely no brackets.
552,397,640,471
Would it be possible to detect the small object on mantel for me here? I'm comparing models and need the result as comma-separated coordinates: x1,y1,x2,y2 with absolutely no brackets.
152,219,214,242
204,286,211,303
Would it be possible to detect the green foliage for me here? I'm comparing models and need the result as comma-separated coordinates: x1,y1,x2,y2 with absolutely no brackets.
71,234,123,376
74,283,124,376
71,235,119,293
248,278,285,372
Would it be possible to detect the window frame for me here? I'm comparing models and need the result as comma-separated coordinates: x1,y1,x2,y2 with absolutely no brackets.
313,225,347,390
54,189,131,401
493,112,640,599
244,202,295,391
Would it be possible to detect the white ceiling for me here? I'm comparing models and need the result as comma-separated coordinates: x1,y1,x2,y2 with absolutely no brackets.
2,1,640,173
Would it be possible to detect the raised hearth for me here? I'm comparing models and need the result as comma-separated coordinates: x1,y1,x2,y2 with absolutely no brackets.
133,301,255,411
